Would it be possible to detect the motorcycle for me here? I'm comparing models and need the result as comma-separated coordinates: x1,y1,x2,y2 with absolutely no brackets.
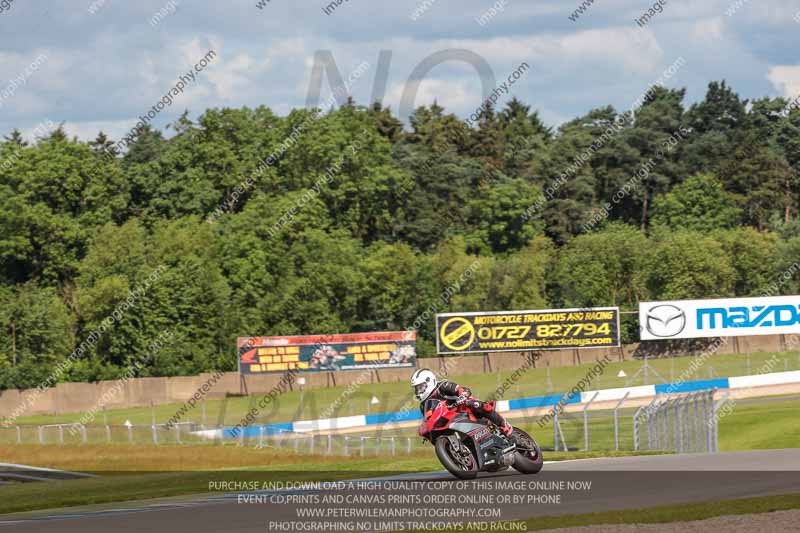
418,397,543,479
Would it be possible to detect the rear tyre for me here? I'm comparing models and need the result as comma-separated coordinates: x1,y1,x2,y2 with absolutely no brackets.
510,428,543,474
435,436,478,480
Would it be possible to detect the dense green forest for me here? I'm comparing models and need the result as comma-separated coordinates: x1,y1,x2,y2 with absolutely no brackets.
2,81,800,389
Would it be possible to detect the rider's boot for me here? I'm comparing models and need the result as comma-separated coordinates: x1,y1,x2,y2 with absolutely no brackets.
484,405,513,437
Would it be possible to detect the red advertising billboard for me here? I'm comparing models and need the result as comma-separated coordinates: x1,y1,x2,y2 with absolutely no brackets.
237,331,417,374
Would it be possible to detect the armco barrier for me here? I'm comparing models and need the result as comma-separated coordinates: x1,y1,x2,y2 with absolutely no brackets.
198,368,800,438
654,378,730,395
728,370,800,389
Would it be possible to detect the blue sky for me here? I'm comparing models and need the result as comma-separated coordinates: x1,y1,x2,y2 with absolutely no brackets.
0,0,798,142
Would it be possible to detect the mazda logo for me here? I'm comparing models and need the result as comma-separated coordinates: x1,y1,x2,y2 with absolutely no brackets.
645,304,686,337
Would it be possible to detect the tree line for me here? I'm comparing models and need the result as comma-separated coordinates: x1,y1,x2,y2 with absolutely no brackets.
2,81,800,389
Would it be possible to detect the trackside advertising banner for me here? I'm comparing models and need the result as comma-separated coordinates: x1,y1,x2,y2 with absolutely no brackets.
639,295,800,340
435,308,620,354
237,332,416,374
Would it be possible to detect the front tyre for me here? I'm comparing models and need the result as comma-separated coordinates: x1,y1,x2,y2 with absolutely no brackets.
510,428,543,474
435,436,478,480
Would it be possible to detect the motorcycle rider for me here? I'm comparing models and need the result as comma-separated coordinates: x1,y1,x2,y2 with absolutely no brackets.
411,368,514,437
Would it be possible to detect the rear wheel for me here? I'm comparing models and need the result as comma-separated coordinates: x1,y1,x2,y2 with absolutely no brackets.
435,436,478,480
510,428,543,474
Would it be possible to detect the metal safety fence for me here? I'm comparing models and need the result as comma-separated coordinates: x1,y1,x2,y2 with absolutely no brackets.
0,387,774,456
0,421,430,456
253,433,427,457
633,389,723,453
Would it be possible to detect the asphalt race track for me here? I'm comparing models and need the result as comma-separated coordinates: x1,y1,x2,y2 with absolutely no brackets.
2,449,799,533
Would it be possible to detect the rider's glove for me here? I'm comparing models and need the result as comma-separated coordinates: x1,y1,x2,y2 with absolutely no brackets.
455,394,469,406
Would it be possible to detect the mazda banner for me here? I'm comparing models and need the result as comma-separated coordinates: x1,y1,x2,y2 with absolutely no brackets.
639,295,800,340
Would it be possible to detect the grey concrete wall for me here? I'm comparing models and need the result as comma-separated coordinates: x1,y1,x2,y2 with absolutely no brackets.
0,334,788,419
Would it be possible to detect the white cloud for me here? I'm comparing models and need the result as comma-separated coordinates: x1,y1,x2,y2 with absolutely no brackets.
59,119,140,143
384,78,477,115
767,66,800,98
691,17,725,44
0,0,796,139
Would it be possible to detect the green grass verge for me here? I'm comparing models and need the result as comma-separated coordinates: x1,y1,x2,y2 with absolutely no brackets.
0,456,431,516
717,398,800,451
9,351,800,432
454,493,800,532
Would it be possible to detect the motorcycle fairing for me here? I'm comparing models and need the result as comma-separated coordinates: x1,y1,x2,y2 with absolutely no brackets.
449,420,514,469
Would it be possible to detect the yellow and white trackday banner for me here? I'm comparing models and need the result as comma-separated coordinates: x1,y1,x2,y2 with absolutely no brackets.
435,307,620,354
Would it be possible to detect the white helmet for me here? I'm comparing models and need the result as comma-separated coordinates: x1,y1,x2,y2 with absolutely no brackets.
411,368,437,401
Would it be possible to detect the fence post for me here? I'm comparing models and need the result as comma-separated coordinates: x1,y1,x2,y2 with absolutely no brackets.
678,396,688,453
685,393,693,453
684,394,691,452
707,390,714,452
613,392,630,451
128,424,133,444
633,406,643,451
700,391,707,453
660,400,667,450
327,434,332,455
310,434,315,455
653,401,661,450
151,401,158,445
16,426,21,445
676,396,684,453
259,426,264,448
360,437,365,457
407,437,412,455
672,397,680,452
38,426,44,445
106,424,112,444
553,409,559,451
694,393,702,453
653,399,663,450
650,402,658,450
710,389,717,452
391,436,396,456
583,391,599,451
555,411,568,452
344,436,349,456
82,425,87,444
712,389,727,453
642,396,658,451
664,399,672,450
683,395,691,452
59,425,64,445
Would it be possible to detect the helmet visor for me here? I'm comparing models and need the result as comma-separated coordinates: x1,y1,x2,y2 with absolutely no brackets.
414,382,428,397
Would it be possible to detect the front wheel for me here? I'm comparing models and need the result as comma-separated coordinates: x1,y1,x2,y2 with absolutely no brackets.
510,428,543,474
435,436,478,480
